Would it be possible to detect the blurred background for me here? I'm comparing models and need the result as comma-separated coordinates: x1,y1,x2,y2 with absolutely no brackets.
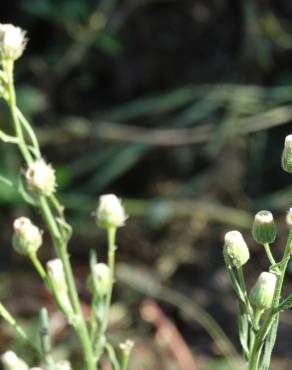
0,0,292,369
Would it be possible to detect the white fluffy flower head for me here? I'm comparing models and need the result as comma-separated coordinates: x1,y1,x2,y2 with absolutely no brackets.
0,24,27,60
97,194,127,228
25,159,56,196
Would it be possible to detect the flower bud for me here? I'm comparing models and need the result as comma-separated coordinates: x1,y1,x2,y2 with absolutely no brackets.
1,351,29,370
119,339,134,354
56,361,72,370
25,159,56,196
12,217,42,255
30,368,43,370
286,208,292,227
281,135,292,173
223,230,250,268
252,210,277,244
97,194,127,228
250,272,277,310
87,263,110,296
0,24,27,61
47,259,72,313
47,259,67,291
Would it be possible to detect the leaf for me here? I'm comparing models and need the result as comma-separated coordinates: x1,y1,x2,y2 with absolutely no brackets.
276,294,292,312
259,315,279,370
238,303,249,360
105,343,121,370
18,175,38,206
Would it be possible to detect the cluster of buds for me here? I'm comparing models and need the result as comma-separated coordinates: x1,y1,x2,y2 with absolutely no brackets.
0,24,26,61
25,159,56,197
47,259,72,314
12,217,42,256
97,194,127,229
87,262,110,296
250,272,277,310
223,230,250,268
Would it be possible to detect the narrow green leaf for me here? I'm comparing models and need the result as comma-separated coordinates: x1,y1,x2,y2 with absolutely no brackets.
260,315,279,370
105,343,121,370
276,294,292,312
238,303,249,360
18,175,37,206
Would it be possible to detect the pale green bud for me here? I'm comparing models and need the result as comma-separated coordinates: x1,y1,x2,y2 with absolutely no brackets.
25,159,56,196
1,351,29,370
281,135,292,173
0,24,27,61
286,208,292,227
223,230,250,268
56,361,72,370
47,259,67,291
252,210,277,244
250,272,277,310
30,368,44,370
47,259,72,313
13,217,42,255
87,263,110,296
97,194,127,228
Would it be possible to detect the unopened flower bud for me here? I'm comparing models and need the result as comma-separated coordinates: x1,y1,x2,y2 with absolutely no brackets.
30,368,43,370
47,259,67,291
87,263,110,296
1,351,29,370
119,339,134,354
250,272,277,310
56,361,72,370
0,24,27,61
286,208,292,226
281,135,292,173
97,194,127,228
223,231,250,268
252,210,277,244
25,159,56,196
47,259,72,313
13,217,42,255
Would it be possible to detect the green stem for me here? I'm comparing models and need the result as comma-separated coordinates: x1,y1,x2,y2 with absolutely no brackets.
249,308,263,353
29,252,47,280
95,226,116,359
263,243,279,272
5,61,32,164
249,228,292,370
16,107,41,157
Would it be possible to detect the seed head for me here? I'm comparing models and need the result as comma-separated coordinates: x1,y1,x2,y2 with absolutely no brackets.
0,24,27,60
13,217,42,255
223,230,250,268
252,210,277,244
25,159,56,196
250,272,277,310
97,194,127,228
